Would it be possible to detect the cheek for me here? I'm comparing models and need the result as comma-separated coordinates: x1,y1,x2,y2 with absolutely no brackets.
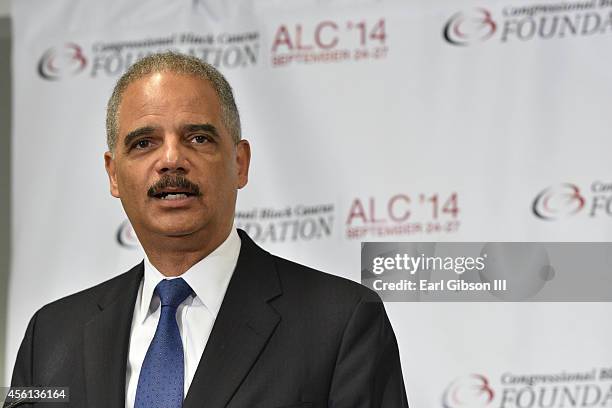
201,155,236,181
199,164,237,202
117,164,148,196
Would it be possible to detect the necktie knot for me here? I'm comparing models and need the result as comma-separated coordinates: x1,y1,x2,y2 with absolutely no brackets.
155,278,193,308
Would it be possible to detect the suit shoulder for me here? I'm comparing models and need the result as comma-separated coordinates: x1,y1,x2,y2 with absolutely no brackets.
271,255,381,304
36,263,142,318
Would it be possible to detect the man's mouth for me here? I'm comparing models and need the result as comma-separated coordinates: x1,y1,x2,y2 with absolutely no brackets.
153,190,199,200
147,175,202,200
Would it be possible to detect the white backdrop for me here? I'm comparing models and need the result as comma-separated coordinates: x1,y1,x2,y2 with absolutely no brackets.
8,0,612,407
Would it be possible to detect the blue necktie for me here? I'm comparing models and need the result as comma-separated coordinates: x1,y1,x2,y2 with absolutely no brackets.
135,278,193,408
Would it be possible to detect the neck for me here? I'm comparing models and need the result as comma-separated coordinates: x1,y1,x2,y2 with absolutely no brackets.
140,226,232,276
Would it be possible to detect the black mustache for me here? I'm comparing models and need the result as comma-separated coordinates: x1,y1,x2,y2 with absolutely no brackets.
147,175,202,197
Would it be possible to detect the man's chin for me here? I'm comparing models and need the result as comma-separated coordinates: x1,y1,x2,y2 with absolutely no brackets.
156,227,201,238
163,230,199,238
146,222,205,239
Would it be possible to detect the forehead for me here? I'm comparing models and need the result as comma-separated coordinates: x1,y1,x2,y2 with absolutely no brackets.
118,71,222,129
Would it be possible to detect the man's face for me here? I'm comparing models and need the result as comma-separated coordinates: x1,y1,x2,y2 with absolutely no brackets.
104,72,250,243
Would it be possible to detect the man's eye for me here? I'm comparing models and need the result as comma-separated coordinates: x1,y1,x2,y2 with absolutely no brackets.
134,139,150,149
191,135,210,144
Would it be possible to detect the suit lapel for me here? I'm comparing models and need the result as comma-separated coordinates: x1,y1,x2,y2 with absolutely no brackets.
183,231,282,408
83,263,143,408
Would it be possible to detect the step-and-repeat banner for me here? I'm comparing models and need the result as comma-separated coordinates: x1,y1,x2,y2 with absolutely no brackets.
8,0,612,406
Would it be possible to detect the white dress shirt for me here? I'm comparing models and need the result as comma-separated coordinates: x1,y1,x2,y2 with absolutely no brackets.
125,228,241,408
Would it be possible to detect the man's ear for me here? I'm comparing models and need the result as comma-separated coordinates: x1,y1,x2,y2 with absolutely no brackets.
236,139,251,189
104,151,120,198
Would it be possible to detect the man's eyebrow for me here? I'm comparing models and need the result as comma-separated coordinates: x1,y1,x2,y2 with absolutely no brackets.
123,126,156,148
182,123,220,139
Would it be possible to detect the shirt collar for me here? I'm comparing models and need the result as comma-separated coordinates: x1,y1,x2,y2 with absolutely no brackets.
140,228,241,322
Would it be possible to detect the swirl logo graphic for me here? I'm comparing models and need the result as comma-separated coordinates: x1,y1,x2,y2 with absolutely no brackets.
443,374,494,408
532,183,586,220
37,43,87,80
444,9,497,46
117,220,141,248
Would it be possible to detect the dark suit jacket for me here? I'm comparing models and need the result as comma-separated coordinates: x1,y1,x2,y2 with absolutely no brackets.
8,230,409,408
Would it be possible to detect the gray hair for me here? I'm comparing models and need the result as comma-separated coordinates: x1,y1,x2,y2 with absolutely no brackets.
106,51,241,152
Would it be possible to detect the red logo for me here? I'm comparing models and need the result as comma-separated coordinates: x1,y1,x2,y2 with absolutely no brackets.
38,43,87,80
443,374,495,408
116,220,140,248
444,9,497,46
345,193,461,239
532,183,586,220
270,18,388,67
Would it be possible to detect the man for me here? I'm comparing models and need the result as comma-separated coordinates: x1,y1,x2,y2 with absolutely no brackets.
8,52,408,408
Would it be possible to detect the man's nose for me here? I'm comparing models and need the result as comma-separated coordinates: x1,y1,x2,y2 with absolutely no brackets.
155,136,189,174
